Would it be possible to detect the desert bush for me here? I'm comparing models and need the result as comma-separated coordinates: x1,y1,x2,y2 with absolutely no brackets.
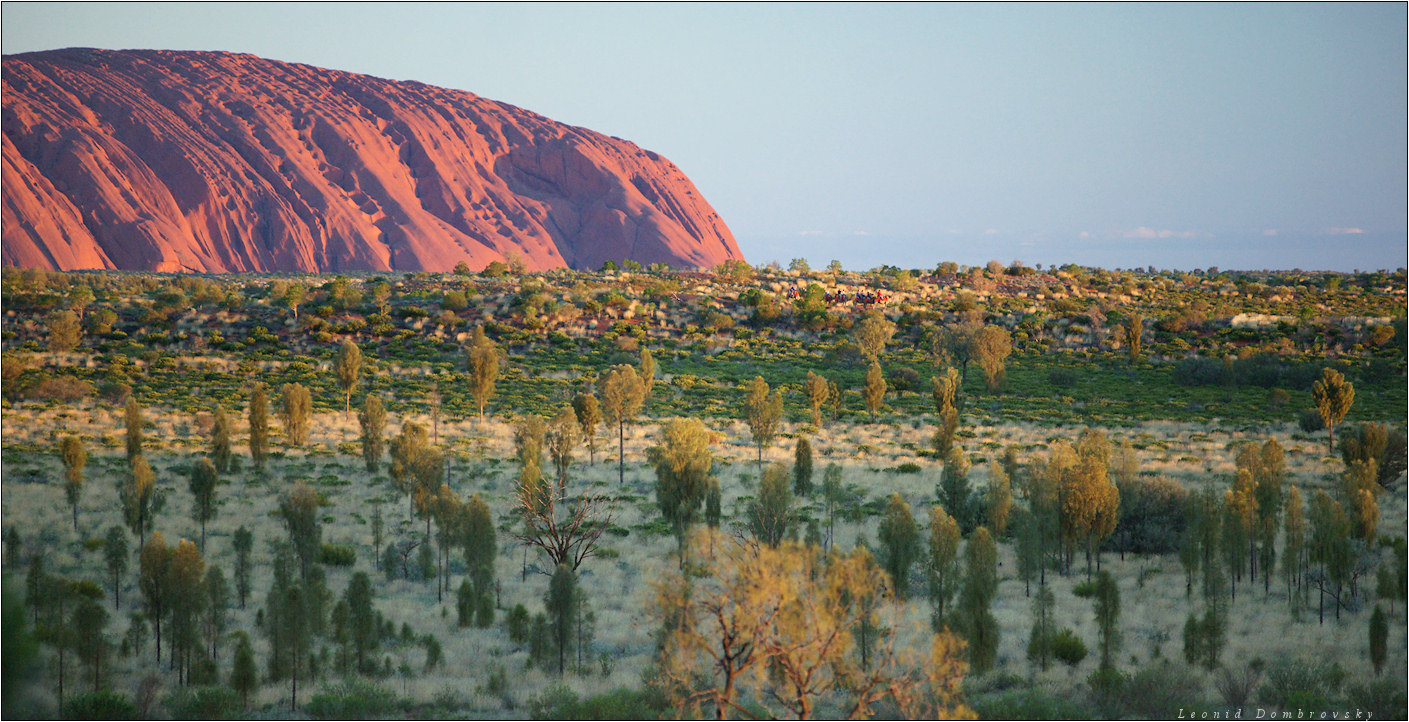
162,685,239,720
544,686,676,720
62,690,138,720
970,688,1093,720
1085,667,1130,714
1214,662,1263,707
20,373,93,402
1257,659,1345,710
1048,368,1080,388
318,543,356,567
1173,357,1225,386
304,679,398,719
1344,678,1408,721
1108,475,1189,555
887,366,922,392
506,603,530,644
1298,408,1326,433
1050,628,1088,667
1121,661,1207,718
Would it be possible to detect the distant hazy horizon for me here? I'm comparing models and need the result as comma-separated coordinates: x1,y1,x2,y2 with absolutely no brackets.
745,229,1406,274
3,3,1405,274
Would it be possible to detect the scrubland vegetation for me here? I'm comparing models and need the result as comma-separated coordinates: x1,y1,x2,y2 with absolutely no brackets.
2,258,1406,719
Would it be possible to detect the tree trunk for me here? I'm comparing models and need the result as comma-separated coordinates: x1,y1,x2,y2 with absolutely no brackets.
618,421,626,485
57,646,65,710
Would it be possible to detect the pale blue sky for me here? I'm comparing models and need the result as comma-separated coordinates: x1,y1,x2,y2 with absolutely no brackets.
4,2,1405,271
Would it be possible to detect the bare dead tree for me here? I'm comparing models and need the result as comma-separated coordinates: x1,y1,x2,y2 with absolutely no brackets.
512,481,615,574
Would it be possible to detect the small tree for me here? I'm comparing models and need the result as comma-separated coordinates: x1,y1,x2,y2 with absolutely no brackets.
1369,604,1388,675
344,572,378,674
986,461,1012,536
1340,421,1407,490
232,526,253,609
389,421,441,524
70,597,108,693
572,392,602,465
460,494,496,628
744,377,782,469
202,565,230,666
358,393,386,472
1013,508,1041,597
280,481,322,582
863,360,886,420
927,505,962,626
334,340,362,417
282,283,306,320
931,368,962,456
600,364,644,485
211,406,232,474
1311,367,1354,454
279,383,312,447
139,532,172,664
548,406,579,489
822,463,843,549
104,525,128,609
854,310,897,361
931,367,961,417
122,455,157,550
938,446,972,529
188,458,218,552
124,397,143,464
957,527,1000,673
639,348,657,408
1093,570,1121,670
1027,584,1055,671
749,464,793,548
972,325,1012,393
249,385,269,472
793,437,813,496
467,326,501,422
1123,312,1143,362
878,494,920,599
804,371,832,426
650,418,714,548
48,309,81,352
230,632,257,708
59,435,87,531
545,564,579,676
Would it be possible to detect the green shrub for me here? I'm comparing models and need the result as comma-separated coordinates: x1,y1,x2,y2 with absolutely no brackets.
528,683,579,720
506,603,530,643
1121,661,1208,718
894,462,922,474
304,679,398,719
971,688,1093,720
163,685,239,720
63,690,138,720
1071,580,1097,598
1051,628,1088,667
557,687,668,720
1258,659,1345,710
1298,408,1325,433
1048,368,1080,388
1345,678,1408,721
318,543,356,566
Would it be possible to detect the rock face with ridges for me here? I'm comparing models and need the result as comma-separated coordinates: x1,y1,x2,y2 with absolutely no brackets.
2,48,742,273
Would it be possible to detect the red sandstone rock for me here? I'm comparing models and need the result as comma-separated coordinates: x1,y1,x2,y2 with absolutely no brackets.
2,48,742,273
